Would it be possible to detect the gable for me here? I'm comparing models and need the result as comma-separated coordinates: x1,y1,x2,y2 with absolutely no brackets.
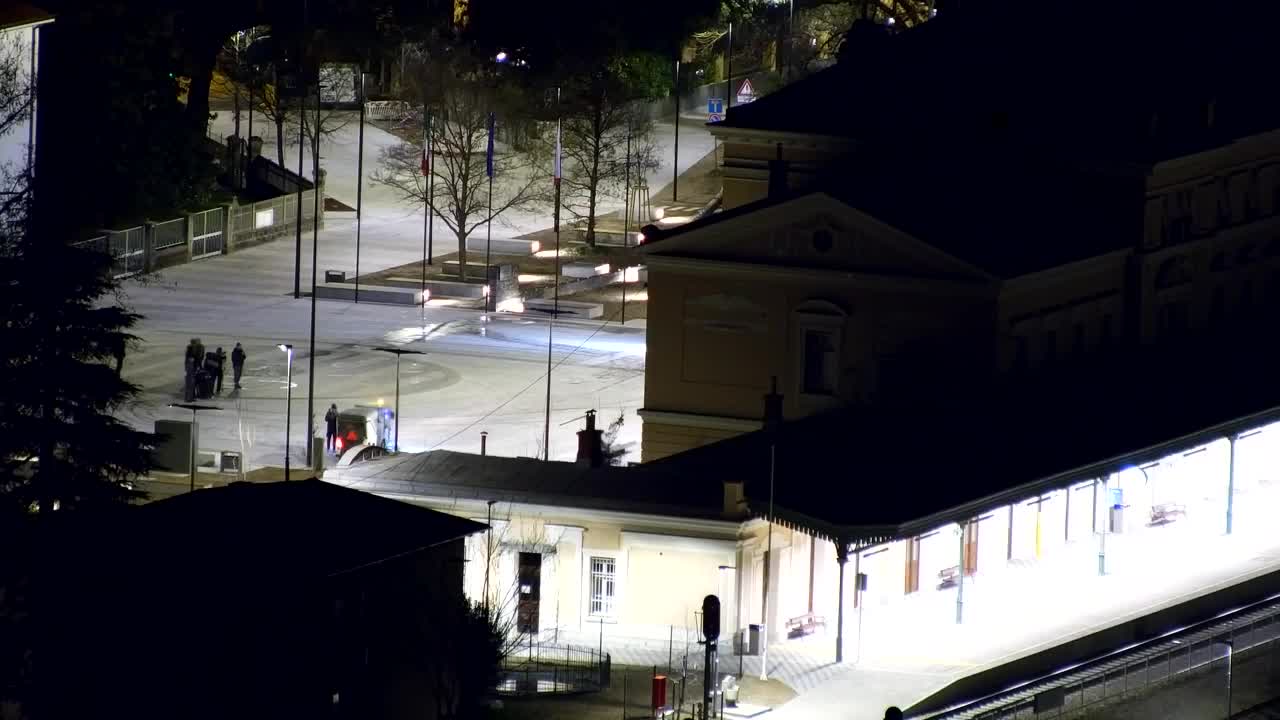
644,193,992,282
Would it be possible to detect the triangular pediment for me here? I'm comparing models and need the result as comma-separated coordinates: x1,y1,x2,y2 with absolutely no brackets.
641,193,992,282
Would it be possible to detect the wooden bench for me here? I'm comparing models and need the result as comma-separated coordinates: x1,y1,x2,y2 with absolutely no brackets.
785,613,826,638
1150,502,1187,526
522,298,604,319
314,282,423,305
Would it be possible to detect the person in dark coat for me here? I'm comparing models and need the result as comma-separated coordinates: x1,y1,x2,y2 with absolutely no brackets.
325,404,339,453
231,343,246,388
213,347,227,394
111,336,127,376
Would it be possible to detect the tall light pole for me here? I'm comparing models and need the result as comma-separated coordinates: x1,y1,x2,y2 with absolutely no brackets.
672,59,680,202
169,403,220,493
354,68,365,303
374,347,425,452
278,344,294,481
305,73,321,470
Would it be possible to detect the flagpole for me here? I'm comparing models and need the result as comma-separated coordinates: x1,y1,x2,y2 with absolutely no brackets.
622,128,631,325
355,69,365,304
426,115,435,267
305,79,321,470
421,109,431,328
543,87,561,462
485,112,495,313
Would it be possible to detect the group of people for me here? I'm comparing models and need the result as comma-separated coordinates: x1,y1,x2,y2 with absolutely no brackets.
183,339,247,401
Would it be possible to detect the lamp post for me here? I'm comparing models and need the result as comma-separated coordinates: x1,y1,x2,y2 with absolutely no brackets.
168,403,220,493
278,344,294,481
374,347,425,452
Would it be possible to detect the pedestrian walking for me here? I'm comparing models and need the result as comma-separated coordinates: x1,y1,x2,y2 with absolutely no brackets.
111,336,127,376
325,404,339,453
231,342,246,388
183,339,199,401
214,347,227,394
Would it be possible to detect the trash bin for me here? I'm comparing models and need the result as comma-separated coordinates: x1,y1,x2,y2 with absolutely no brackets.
325,270,346,283
747,624,761,656
219,451,242,473
721,675,740,707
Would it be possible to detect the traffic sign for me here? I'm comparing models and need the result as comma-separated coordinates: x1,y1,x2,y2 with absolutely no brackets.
735,78,757,105
707,113,723,123
707,98,724,121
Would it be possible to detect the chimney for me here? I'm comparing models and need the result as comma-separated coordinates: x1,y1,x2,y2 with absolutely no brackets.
576,409,604,467
723,480,746,517
767,143,789,200
763,376,783,432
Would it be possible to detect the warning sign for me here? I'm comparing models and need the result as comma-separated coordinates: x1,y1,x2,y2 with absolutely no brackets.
735,78,757,105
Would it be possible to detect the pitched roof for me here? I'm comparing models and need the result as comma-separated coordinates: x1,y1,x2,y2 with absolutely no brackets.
326,450,729,520
20,480,487,584
0,3,52,31
649,327,1280,543
717,2,1276,166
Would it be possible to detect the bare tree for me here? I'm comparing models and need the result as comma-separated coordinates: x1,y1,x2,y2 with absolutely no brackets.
253,70,352,169
559,100,660,246
0,30,33,200
373,50,545,279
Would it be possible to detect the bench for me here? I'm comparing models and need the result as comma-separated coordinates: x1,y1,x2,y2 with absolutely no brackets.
786,613,826,638
1150,502,1187,526
314,282,423,305
464,236,541,256
562,261,613,279
382,276,487,299
937,565,959,590
522,298,604,319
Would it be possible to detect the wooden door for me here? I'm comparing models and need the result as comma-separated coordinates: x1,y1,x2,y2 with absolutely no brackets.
516,552,541,634
904,537,920,594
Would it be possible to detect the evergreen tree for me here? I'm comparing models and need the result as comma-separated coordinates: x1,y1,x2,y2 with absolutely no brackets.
0,185,153,514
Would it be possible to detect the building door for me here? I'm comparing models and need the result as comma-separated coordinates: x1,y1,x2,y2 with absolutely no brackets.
516,552,541,634
904,537,920,594
962,523,979,576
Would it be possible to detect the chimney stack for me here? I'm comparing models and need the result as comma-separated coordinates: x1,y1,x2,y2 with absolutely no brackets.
576,410,605,467
763,376,783,432
767,143,789,200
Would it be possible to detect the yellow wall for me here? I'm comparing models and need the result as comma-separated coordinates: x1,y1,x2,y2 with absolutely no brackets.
624,548,725,628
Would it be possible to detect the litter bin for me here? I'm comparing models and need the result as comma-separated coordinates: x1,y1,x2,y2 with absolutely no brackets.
747,624,761,656
219,451,242,473
721,675,740,707
325,270,346,283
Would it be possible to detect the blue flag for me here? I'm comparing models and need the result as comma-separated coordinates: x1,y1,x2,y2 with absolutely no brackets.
485,112,495,178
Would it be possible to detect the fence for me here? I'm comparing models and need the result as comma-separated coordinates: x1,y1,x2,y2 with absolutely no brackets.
497,640,610,696
365,100,412,122
920,592,1280,719
151,216,186,251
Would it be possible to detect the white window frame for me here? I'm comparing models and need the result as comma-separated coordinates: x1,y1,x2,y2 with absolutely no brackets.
792,300,846,410
588,555,618,618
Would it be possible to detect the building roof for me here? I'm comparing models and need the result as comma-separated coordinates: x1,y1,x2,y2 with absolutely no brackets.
22,479,487,583
0,3,53,31
649,328,1280,544
326,450,729,520
717,1,1275,166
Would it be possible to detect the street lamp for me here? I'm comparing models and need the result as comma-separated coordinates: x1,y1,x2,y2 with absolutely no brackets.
374,347,425,452
278,344,294,481
168,403,220,493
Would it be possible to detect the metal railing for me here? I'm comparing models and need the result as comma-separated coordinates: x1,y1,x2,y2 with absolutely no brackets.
916,591,1280,719
497,639,610,695
151,216,186,251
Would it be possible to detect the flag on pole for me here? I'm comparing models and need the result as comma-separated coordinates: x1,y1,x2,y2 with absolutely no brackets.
553,118,561,186
420,120,431,176
485,112,495,178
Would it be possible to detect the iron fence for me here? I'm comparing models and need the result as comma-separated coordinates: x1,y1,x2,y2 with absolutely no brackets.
497,639,610,696
151,216,186,251
918,592,1280,720
189,207,224,258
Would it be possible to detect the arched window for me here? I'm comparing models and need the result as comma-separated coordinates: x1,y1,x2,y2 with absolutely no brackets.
793,300,846,398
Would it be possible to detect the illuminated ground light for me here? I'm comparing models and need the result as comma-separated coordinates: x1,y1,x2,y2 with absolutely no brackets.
657,215,692,225
534,248,570,259
622,266,642,282
518,273,553,283
495,298,525,313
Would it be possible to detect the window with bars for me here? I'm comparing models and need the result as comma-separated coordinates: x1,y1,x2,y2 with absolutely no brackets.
589,556,616,616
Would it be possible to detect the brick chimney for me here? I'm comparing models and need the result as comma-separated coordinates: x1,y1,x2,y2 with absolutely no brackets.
763,376,783,432
767,144,789,200
576,409,604,467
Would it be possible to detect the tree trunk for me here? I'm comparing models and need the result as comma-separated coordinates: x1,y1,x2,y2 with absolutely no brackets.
273,67,286,166
232,80,242,140
584,108,605,247
457,228,468,280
